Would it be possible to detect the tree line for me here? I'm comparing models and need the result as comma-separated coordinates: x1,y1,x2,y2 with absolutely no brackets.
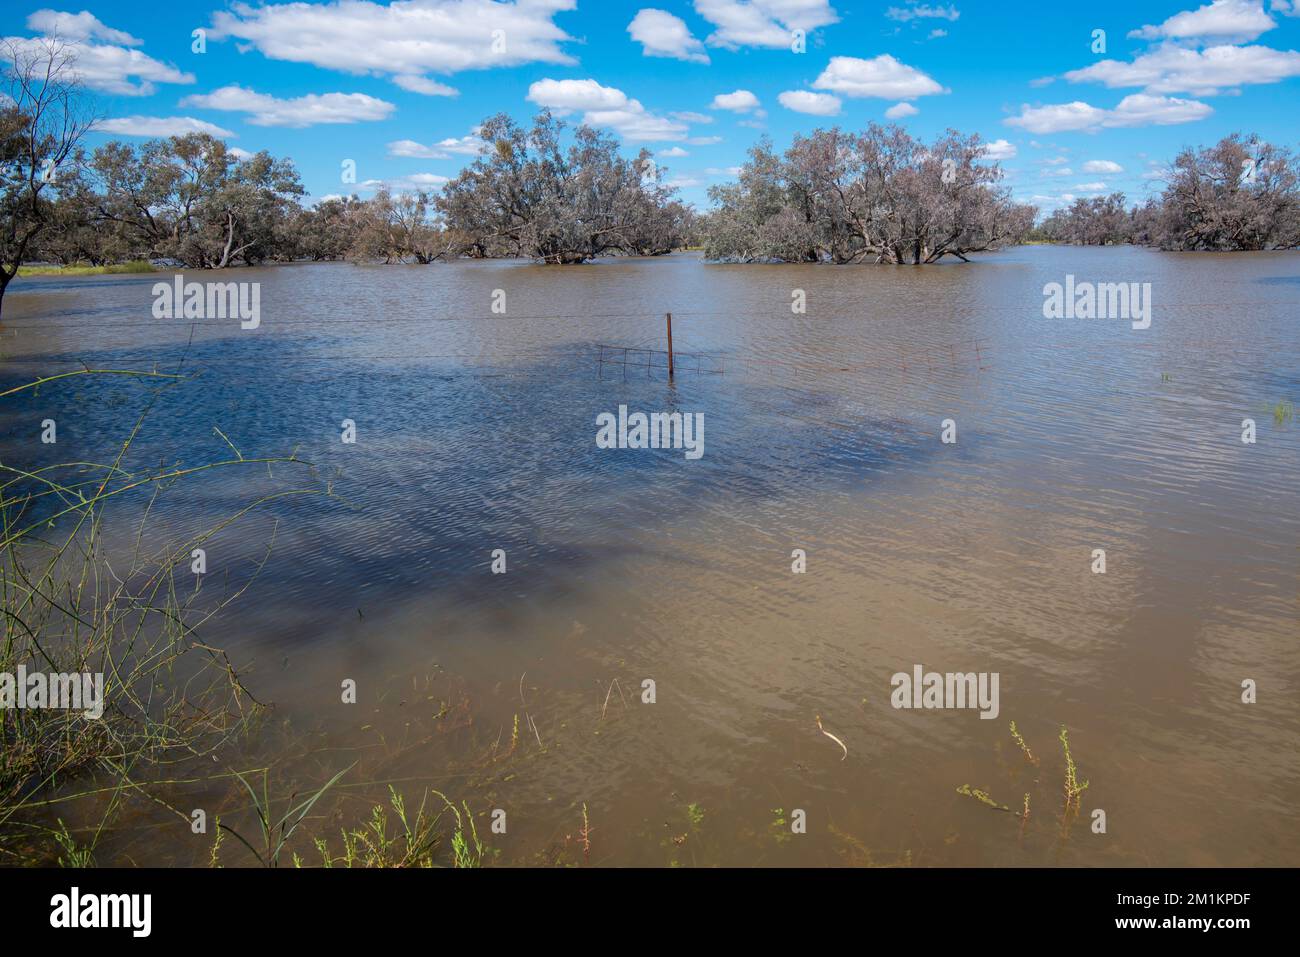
5,39,1300,319
1032,135,1300,250
703,126,1037,264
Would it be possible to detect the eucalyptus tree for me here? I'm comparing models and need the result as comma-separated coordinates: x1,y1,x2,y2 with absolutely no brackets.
703,123,1034,264
0,37,94,318
1155,134,1300,251
437,110,687,263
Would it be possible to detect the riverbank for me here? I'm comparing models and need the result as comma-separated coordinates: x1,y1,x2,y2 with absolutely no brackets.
15,260,155,277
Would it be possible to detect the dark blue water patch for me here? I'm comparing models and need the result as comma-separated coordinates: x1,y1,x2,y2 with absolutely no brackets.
1,338,965,647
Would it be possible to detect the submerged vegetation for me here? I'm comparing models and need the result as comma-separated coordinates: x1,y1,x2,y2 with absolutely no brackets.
0,369,316,863
1032,134,1300,250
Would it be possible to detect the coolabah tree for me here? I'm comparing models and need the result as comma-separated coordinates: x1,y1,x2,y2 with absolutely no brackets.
0,36,94,319
91,134,303,268
1039,193,1132,245
703,123,1034,264
1155,134,1300,251
437,110,688,264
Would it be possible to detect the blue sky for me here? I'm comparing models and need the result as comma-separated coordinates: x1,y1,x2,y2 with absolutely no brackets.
7,0,1300,212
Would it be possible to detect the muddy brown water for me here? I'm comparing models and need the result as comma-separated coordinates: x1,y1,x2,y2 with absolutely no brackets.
1,246,1297,866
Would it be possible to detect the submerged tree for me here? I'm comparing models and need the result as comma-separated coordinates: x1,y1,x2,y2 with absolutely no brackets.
1039,193,1132,245
91,133,303,268
437,110,689,264
702,124,1035,264
1154,134,1300,251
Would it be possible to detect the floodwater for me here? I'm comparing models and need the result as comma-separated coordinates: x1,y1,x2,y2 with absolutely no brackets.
1,245,1297,867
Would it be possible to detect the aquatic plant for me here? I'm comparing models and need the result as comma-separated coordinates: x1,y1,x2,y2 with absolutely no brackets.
221,765,352,868
1059,726,1089,813
956,784,1011,812
1010,721,1039,766
0,369,322,864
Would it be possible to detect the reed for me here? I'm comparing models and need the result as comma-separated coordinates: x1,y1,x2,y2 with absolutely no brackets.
0,369,322,864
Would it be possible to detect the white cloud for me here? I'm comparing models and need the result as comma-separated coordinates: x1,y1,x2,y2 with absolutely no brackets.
928,28,948,38
180,85,396,127
688,134,724,144
1129,0,1276,42
1074,181,1108,190
812,55,946,99
778,90,841,115
672,111,713,123
393,74,458,96
629,9,709,62
229,147,255,160
361,172,450,194
695,0,839,49
527,78,688,141
93,115,235,137
388,139,442,158
884,102,919,118
1063,43,1300,96
527,78,631,112
2,30,192,96
210,0,578,93
1006,94,1212,133
26,10,140,45
658,146,689,157
1082,159,1123,173
982,138,1017,159
886,4,960,22
710,89,761,112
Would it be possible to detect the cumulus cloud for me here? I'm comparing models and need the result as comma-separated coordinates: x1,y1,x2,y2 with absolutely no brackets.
387,134,486,158
658,146,689,157
93,115,235,137
981,138,1017,159
1082,159,1123,173
26,9,140,45
1063,43,1300,96
209,0,578,96
710,89,761,112
812,55,946,99
180,85,396,127
1005,94,1213,133
4,16,192,95
628,9,709,62
1129,0,1276,42
360,172,450,194
778,90,841,115
695,0,839,49
884,102,919,118
526,78,689,141
392,75,458,96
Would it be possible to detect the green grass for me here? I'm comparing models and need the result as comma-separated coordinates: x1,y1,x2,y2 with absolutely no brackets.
0,368,322,865
17,260,155,277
